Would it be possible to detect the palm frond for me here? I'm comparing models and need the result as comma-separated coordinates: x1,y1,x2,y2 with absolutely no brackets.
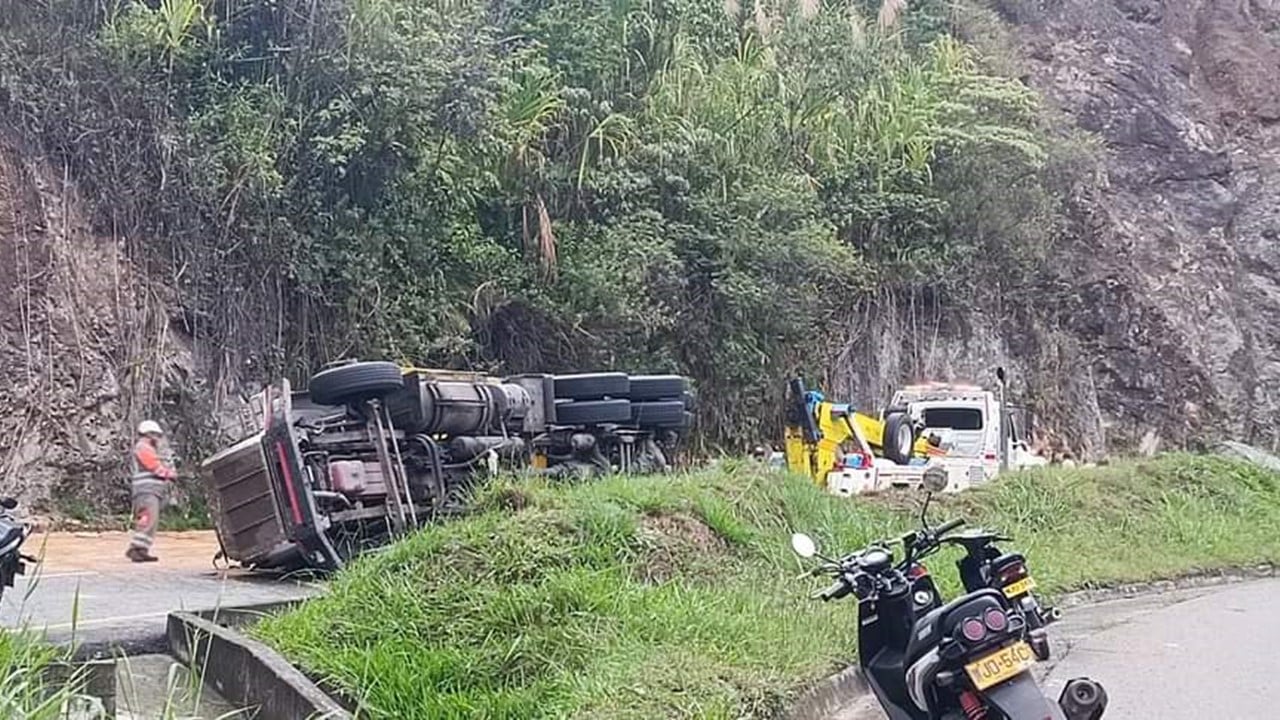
848,5,867,48
878,0,907,31
535,194,557,279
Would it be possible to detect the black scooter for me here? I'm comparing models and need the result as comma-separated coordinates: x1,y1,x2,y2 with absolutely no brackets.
0,497,33,604
898,513,1059,661
943,528,1059,659
790,472,1108,720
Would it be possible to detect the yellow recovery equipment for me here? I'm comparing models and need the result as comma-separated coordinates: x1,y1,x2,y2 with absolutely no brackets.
783,377,944,486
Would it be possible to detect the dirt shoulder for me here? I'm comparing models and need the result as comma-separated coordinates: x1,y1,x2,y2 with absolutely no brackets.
24,530,223,573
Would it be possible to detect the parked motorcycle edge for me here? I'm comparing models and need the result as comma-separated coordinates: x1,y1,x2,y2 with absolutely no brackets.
982,673,1068,720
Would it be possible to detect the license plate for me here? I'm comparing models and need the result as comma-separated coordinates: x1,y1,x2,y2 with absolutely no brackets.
1002,576,1036,598
964,641,1036,691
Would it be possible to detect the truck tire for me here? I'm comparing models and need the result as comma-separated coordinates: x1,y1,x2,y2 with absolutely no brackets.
553,399,632,425
308,361,405,406
630,400,686,427
553,373,630,401
627,375,689,401
882,412,915,465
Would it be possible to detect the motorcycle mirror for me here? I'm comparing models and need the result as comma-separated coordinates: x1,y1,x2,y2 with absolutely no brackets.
790,533,818,559
0,498,16,510
922,466,948,493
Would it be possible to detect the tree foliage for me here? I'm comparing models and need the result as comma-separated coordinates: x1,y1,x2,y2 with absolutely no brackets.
0,0,1068,446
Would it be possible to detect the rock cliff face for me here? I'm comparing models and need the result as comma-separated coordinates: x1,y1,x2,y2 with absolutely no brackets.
835,0,1280,460
0,131,199,510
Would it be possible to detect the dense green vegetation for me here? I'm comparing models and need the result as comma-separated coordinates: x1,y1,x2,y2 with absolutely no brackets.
0,0,1080,445
256,454,1280,718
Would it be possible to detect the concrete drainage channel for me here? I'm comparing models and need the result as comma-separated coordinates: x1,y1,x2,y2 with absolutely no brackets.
51,600,351,720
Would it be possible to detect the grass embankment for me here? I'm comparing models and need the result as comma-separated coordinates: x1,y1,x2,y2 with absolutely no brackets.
255,454,1280,719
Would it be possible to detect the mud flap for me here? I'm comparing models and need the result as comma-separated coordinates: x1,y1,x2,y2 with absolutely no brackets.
983,673,1067,720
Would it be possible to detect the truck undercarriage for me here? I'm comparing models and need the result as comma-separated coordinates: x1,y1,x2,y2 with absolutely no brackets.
202,362,693,572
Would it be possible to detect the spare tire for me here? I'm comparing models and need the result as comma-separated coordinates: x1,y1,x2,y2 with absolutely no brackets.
309,361,405,406
882,412,916,465
629,400,686,428
553,373,630,401
628,375,689,401
553,399,632,426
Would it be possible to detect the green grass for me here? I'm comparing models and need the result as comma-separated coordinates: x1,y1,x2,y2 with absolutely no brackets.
0,629,83,717
52,497,213,532
254,454,1280,719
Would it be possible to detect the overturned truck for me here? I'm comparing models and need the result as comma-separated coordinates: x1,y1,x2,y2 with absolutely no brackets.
201,361,693,572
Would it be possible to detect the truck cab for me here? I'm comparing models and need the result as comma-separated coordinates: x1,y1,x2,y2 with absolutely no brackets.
888,383,1046,481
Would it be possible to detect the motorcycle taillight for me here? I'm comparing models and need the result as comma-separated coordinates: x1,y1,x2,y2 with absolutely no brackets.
999,562,1027,584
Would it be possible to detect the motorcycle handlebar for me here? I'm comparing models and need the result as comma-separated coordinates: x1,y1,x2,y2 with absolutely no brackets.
935,518,965,536
816,578,849,601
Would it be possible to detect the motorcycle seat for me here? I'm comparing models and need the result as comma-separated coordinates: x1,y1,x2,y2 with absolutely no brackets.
905,588,1006,667
991,552,1027,572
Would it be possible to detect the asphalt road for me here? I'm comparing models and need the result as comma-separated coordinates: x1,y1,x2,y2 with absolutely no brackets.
1041,579,1279,719
838,578,1280,719
0,530,319,652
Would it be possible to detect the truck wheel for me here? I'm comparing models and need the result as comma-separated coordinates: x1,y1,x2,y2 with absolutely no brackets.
553,399,632,425
308,361,405,406
629,400,686,427
627,375,689,401
553,373,630,401
681,390,697,411
883,412,915,464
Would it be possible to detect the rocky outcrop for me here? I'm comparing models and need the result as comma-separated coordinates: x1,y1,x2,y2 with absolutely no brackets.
836,0,1280,459
1020,0,1280,453
0,131,199,510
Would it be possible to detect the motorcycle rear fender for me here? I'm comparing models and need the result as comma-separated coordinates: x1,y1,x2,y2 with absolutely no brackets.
982,673,1067,720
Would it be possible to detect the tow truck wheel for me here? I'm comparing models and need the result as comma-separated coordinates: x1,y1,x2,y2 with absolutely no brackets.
308,361,405,406
882,412,915,464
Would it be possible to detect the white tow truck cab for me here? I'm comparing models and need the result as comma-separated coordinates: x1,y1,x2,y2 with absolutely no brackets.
869,376,1046,493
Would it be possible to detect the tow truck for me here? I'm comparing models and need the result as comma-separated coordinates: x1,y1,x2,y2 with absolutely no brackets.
783,369,1046,496
783,378,951,496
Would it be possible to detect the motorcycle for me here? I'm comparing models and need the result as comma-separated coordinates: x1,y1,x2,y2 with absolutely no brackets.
942,528,1060,659
894,495,1059,661
0,497,33,604
790,470,1108,720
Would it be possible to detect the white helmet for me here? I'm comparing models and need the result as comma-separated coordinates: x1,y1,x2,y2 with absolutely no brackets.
137,420,164,437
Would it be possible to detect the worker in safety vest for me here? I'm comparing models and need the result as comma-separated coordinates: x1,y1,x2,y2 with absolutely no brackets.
125,420,177,563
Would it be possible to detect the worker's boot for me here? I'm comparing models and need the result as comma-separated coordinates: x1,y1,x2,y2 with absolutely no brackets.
125,546,159,563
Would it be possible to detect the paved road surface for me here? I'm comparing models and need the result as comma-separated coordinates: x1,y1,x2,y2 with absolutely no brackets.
0,530,319,651
838,579,1279,719
1042,579,1279,718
